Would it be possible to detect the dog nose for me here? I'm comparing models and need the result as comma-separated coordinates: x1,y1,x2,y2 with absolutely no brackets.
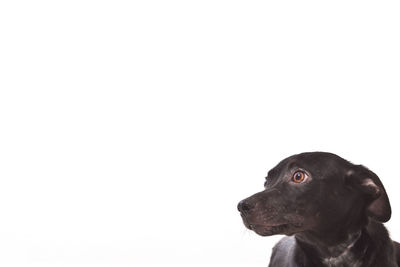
237,200,254,213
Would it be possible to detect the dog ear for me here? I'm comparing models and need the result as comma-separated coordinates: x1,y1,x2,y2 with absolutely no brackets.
346,165,391,222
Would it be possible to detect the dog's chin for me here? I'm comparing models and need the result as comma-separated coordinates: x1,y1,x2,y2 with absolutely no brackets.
240,213,305,236
252,224,301,236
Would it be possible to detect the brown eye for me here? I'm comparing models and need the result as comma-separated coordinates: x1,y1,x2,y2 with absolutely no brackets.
292,171,306,183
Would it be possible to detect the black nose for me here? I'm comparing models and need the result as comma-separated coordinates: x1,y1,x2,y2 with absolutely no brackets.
237,200,254,213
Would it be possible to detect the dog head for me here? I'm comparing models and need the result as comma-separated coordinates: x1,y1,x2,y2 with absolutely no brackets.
237,152,391,236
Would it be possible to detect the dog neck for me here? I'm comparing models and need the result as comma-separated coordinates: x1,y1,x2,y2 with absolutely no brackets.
321,231,362,267
295,230,367,267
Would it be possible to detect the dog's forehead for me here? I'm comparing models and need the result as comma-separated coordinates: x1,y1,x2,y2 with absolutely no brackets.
268,152,350,177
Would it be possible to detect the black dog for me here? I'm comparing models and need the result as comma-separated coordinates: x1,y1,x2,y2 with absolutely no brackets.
238,152,400,267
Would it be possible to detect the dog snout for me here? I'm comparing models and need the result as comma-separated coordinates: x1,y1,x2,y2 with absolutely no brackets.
237,200,254,214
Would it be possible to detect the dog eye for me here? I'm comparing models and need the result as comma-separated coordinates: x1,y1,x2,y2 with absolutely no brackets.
292,171,307,183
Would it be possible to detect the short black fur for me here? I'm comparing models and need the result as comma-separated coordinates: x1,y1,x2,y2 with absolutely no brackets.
238,152,400,267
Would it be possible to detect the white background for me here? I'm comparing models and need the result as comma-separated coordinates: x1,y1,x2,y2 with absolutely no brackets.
0,0,400,266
